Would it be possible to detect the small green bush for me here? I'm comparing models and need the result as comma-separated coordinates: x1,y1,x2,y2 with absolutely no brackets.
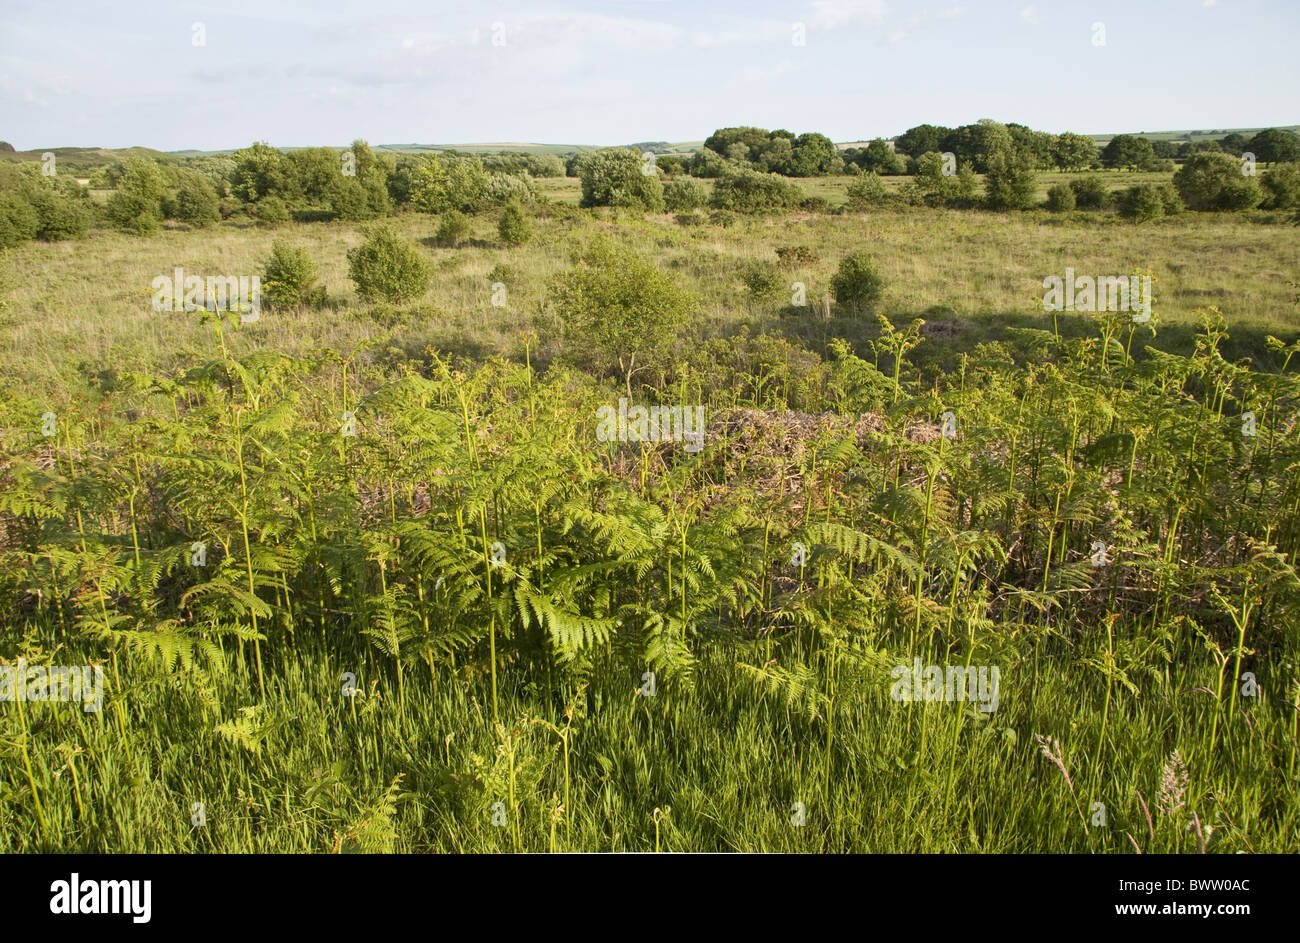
831,253,884,312
1116,184,1166,222
1069,176,1110,209
436,210,470,247
498,203,532,246
740,263,783,298
346,226,432,303
663,178,708,212
775,245,818,266
1045,183,1076,212
846,173,889,209
262,242,326,309
254,196,291,225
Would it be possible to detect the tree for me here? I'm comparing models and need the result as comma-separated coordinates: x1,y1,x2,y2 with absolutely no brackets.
174,170,221,227
854,139,906,175
576,148,664,211
105,156,166,234
831,253,884,312
1007,124,1056,169
411,154,491,213
1218,133,1249,156
1052,133,1097,171
1245,129,1300,164
1101,135,1156,171
346,226,431,303
894,124,950,159
231,142,294,203
984,146,1037,210
498,203,532,246
1173,152,1262,210
788,133,842,176
549,238,696,397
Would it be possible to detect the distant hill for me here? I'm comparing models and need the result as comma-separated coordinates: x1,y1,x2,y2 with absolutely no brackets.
1088,125,1300,145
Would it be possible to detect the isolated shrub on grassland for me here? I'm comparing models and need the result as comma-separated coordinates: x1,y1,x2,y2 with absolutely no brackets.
549,237,696,396
1069,175,1110,209
262,242,326,310
346,225,431,303
775,245,818,266
1045,183,1076,212
436,210,470,247
675,212,704,227
708,209,738,228
740,262,783,298
498,203,532,246
846,172,890,209
1173,152,1262,211
831,252,884,312
1117,183,1183,222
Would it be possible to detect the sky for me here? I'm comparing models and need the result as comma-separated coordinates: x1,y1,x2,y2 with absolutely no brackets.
2,0,1297,151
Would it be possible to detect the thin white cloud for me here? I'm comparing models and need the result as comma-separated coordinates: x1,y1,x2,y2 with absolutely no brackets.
809,0,890,32
1021,5,1040,25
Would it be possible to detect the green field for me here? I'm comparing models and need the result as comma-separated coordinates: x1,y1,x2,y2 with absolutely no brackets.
2,190,1299,854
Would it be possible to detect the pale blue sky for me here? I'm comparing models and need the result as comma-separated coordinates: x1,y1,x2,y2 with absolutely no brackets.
2,0,1296,150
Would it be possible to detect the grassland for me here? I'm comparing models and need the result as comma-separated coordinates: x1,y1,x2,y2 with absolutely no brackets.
1,193,1298,854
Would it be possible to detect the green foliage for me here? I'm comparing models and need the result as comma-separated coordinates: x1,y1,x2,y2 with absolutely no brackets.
740,262,783,299
846,172,890,209
550,237,695,394
709,169,802,212
412,154,491,214
498,203,532,246
262,242,326,310
576,148,664,211
254,196,291,225
1174,152,1262,211
486,173,538,206
1260,162,1300,209
983,146,1038,210
1045,183,1076,212
104,156,166,235
174,170,221,227
1116,183,1168,222
346,225,432,303
1052,132,1098,171
663,178,707,212
435,210,471,248
1101,134,1157,171
1245,128,1300,164
0,192,39,248
1069,175,1111,209
831,252,884,312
